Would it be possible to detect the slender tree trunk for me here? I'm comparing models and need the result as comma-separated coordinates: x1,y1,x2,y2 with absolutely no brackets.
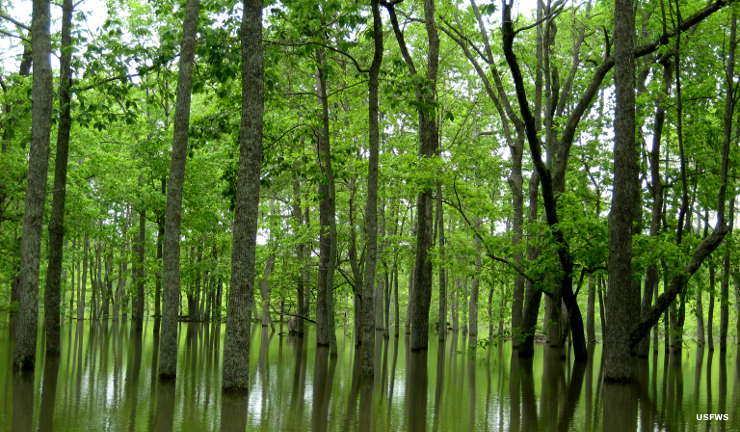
357,2,382,375
13,0,53,370
133,209,146,328
708,265,715,350
719,13,737,352
43,0,74,354
315,49,337,353
222,0,262,391
587,275,595,349
78,233,88,321
260,254,276,327
719,196,734,351
291,178,307,335
155,180,165,319
436,184,447,341
159,0,200,379
469,232,481,349
636,58,671,357
383,0,438,351
394,265,400,338
598,277,606,341
696,279,705,346
517,172,541,356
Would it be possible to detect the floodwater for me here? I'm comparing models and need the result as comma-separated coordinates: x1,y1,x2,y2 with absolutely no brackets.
0,318,738,431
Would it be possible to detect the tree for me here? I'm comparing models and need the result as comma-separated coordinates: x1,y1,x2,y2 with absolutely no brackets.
382,0,440,351
357,0,384,377
159,0,201,379
12,0,53,370
222,0,264,392
604,0,638,381
43,0,74,354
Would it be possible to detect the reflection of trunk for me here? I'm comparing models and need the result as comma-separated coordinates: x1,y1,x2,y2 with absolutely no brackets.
44,0,74,354
13,0,54,370
159,0,200,378
315,49,337,353
222,0,263,391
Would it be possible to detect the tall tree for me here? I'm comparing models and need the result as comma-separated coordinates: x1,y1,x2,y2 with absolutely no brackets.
357,0,384,377
159,0,200,379
382,0,439,351
43,0,74,354
12,0,53,370
719,10,736,353
222,0,263,391
605,0,638,381
315,47,338,353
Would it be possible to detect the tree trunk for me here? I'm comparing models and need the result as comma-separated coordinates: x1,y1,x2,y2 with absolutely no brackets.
586,275,595,349
517,172,541,356
636,58,671,358
605,0,638,381
43,0,74,355
133,209,146,328
78,233,88,321
436,184,447,341
159,0,200,379
315,49,337,353
155,180,165,319
719,195,734,351
708,265,715,350
357,1,382,375
696,278,705,346
469,233,481,349
260,254,276,328
12,0,53,370
222,0,262,391
383,0,438,351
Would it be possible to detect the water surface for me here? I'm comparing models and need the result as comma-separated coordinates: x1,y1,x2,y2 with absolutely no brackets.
1,319,738,431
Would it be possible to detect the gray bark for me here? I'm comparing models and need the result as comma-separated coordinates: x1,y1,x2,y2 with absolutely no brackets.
222,0,262,391
13,0,53,370
605,0,638,381
159,0,200,379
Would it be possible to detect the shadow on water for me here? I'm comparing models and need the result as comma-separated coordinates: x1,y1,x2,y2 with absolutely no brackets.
1,317,738,431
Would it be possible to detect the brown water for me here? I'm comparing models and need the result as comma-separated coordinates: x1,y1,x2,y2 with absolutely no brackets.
0,318,738,431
